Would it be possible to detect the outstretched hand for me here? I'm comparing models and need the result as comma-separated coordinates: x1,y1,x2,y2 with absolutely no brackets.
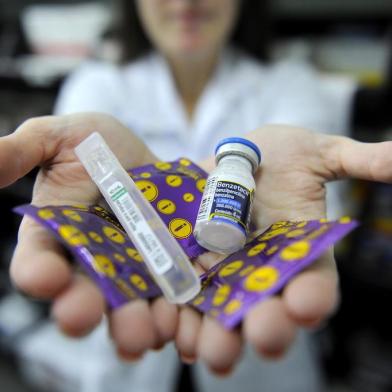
188,126,392,373
1,114,391,375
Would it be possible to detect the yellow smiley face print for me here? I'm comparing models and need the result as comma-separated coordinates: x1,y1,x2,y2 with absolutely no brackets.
88,231,104,243
113,253,126,263
271,221,289,230
247,243,267,257
157,199,176,215
70,204,89,211
239,265,256,277
212,284,231,307
130,274,148,291
135,180,159,202
218,260,244,277
38,209,55,220
280,240,310,261
126,247,143,262
62,209,83,222
224,299,242,315
58,225,89,246
155,161,172,171
179,158,191,166
285,229,305,238
166,175,183,187
244,266,279,292
140,172,151,178
196,178,206,193
92,255,116,277
168,218,192,239
265,245,279,255
103,226,126,244
183,193,195,202
259,227,290,240
192,295,205,306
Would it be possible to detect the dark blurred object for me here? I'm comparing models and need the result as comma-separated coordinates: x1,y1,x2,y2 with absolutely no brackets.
320,23,392,392
348,183,392,290
273,0,392,42
352,27,392,133
353,87,392,131
324,180,392,391
325,34,392,379
0,352,39,392
176,364,196,392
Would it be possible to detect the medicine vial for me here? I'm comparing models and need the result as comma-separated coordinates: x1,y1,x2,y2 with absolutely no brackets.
194,137,261,254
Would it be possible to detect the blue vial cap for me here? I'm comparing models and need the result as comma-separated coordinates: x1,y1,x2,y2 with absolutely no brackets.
215,137,262,165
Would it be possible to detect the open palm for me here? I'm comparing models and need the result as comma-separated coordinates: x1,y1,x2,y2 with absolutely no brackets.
1,114,391,375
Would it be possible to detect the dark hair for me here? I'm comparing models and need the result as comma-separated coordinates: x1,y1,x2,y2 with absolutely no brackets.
114,0,272,63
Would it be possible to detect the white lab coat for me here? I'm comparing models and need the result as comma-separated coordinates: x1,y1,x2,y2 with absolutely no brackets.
23,48,355,392
55,48,354,163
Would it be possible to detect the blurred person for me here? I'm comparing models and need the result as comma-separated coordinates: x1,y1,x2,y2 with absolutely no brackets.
7,1,360,391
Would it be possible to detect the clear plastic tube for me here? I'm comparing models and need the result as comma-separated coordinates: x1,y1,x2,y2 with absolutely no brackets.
75,132,201,303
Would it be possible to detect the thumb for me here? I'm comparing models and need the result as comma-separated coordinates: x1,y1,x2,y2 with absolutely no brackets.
322,135,392,183
0,117,58,188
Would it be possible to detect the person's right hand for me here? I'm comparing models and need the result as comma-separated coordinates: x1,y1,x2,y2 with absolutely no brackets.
0,113,179,359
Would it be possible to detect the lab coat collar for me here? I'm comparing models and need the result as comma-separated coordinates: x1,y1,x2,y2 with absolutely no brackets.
135,47,263,142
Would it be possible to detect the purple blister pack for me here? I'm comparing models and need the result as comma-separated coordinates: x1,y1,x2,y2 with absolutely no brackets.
14,158,209,308
14,158,358,329
189,218,358,329
14,204,162,307
128,158,208,258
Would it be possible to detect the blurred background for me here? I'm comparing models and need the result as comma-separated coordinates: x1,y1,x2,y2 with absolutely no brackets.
0,1,392,391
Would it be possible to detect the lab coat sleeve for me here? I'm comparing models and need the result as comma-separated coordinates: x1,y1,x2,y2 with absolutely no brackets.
54,61,121,115
318,74,358,136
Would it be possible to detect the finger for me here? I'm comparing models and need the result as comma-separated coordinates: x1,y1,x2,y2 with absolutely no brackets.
109,300,157,356
198,316,242,374
198,156,215,173
10,217,72,298
150,297,178,347
283,250,339,326
0,117,59,187
243,297,297,359
195,251,226,272
51,274,105,337
175,306,202,363
0,114,158,189
323,135,392,183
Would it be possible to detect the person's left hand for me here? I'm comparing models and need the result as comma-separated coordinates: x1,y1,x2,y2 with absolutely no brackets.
174,125,392,375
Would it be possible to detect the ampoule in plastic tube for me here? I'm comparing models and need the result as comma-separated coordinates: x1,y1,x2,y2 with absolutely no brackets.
75,132,201,304
194,137,261,254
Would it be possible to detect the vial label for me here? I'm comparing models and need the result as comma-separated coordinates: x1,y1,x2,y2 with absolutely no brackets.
197,179,253,233
108,181,173,275
196,175,218,221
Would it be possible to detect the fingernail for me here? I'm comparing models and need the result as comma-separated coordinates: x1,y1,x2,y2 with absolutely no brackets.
117,348,144,362
208,365,234,377
301,317,325,330
259,347,286,361
180,353,196,364
152,341,165,351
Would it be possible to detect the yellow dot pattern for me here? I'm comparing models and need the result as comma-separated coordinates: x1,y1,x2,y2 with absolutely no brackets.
190,217,355,329
22,159,356,330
